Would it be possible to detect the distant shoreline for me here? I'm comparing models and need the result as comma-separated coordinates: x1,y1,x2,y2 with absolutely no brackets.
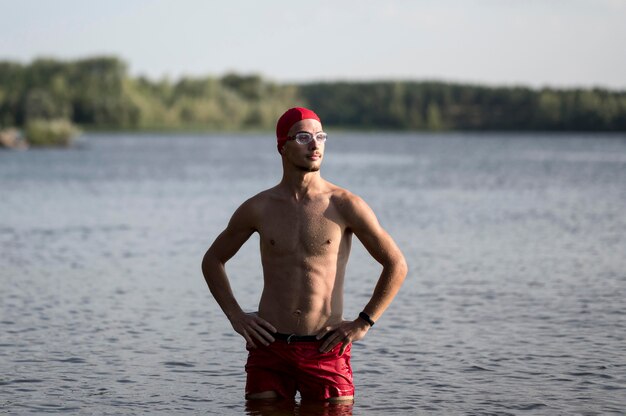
77,128,626,138
2,56,625,133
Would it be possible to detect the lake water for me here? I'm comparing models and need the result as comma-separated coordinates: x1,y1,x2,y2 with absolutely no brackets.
1,132,625,415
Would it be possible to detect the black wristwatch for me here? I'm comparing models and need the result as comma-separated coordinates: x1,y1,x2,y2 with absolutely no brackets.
358,311,375,327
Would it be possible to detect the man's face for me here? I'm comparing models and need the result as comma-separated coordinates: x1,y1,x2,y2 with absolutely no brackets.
282,119,325,172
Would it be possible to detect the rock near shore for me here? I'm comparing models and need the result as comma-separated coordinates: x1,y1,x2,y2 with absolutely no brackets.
0,128,29,150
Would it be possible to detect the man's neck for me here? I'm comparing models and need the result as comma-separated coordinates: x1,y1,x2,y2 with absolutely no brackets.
279,170,324,201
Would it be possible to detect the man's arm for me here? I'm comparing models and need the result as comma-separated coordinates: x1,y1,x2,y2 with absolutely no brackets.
201,199,276,348
318,193,408,354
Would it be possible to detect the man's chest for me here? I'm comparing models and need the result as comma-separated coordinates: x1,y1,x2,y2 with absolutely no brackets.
257,199,346,256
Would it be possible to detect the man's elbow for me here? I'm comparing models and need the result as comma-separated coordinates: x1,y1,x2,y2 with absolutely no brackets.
382,252,408,281
201,249,221,280
395,254,408,282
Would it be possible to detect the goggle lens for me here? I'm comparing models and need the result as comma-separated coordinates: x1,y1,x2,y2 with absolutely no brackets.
293,132,327,145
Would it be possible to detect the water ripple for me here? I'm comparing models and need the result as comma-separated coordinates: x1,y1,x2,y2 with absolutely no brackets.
163,361,195,368
1,132,625,415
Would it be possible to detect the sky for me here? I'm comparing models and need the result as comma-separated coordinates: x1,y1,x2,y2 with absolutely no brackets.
2,0,626,89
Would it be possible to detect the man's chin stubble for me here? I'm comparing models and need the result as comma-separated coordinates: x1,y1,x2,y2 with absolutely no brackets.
296,165,320,173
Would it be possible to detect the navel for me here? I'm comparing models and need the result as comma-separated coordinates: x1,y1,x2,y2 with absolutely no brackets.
293,309,302,326
326,239,332,245
270,239,275,246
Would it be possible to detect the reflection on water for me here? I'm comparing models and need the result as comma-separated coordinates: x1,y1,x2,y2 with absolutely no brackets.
245,399,353,416
1,132,626,414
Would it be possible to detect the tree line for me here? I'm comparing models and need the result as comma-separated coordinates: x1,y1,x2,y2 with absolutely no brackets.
1,56,625,132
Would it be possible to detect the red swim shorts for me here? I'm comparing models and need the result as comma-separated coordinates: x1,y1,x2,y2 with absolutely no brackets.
245,339,354,400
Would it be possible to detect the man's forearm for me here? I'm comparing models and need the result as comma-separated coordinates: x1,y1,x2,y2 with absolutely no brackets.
361,259,408,322
202,252,244,320
202,251,277,347
317,259,407,354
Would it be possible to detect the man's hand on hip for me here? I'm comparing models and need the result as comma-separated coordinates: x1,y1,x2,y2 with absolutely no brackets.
316,319,370,355
229,311,276,348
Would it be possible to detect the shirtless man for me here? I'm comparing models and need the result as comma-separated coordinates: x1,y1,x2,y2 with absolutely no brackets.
202,107,407,403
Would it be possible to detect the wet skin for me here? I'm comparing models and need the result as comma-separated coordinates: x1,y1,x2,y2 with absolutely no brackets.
202,119,408,402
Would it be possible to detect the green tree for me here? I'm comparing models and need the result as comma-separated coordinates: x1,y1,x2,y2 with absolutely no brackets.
426,103,444,130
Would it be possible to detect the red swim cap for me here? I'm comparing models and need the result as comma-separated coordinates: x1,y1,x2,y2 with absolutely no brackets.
276,107,321,154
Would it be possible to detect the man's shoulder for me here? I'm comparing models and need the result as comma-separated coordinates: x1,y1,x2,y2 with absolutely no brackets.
326,182,367,212
230,188,278,228
248,186,283,203
239,186,283,210
325,184,380,231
